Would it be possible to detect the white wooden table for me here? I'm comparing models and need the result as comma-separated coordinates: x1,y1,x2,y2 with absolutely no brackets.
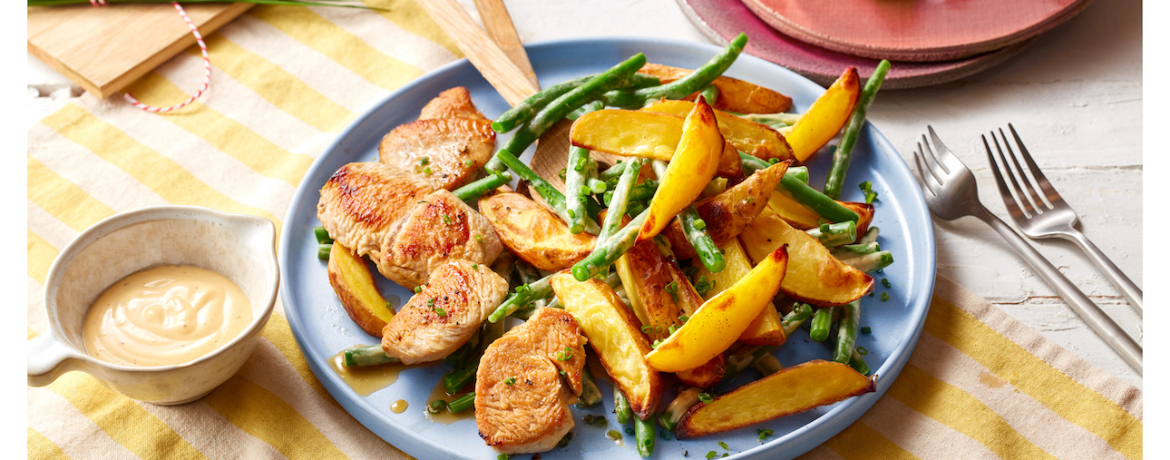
26,0,1142,389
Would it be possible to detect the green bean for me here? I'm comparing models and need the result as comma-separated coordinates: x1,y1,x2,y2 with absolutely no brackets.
834,301,861,364
787,166,809,183
809,307,835,342
318,243,332,260
342,344,398,367
824,60,891,199
447,391,476,413
831,242,881,258
599,160,628,181
634,413,656,457
782,303,815,336
738,111,801,130
571,209,649,281
806,221,858,248
649,159,723,273
680,205,724,272
604,180,657,207
314,226,333,245
849,349,871,375
615,387,633,425
488,274,553,323
837,250,894,274
565,101,607,233
493,75,594,134
452,172,511,202
586,177,608,194
604,33,748,109
489,53,647,171
443,358,479,395
599,158,643,243
699,84,719,106
742,151,859,223
494,149,601,234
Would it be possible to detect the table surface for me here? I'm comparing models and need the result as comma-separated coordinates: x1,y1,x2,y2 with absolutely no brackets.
26,0,1142,390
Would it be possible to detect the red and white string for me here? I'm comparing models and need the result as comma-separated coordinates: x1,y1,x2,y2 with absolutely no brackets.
92,1,212,113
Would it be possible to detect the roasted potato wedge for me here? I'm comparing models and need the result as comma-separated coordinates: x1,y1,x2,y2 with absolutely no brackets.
479,192,596,272
327,241,394,337
378,117,496,190
840,202,875,239
784,67,860,162
614,239,724,388
675,360,875,438
418,86,489,121
569,109,743,179
640,98,724,239
691,239,786,346
767,189,821,230
642,99,794,162
645,246,788,373
637,63,794,114
551,273,663,420
740,207,874,306
663,160,789,259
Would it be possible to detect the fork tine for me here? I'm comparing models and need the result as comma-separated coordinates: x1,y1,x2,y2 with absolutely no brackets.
919,133,950,182
1008,123,1064,206
913,142,940,196
925,126,952,174
989,131,1038,217
998,128,1050,211
983,134,1030,219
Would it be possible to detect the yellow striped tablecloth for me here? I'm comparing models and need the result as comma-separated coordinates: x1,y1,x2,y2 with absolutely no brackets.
26,3,1141,459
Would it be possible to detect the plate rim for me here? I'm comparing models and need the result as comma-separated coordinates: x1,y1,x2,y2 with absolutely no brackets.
278,35,936,460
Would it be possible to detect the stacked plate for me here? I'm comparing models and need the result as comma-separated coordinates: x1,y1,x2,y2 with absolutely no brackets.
675,0,1095,89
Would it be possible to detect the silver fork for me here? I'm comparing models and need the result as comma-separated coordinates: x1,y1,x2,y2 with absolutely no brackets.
914,126,1142,374
983,124,1143,315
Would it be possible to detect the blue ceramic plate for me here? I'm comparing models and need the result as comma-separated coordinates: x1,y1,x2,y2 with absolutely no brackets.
279,37,936,460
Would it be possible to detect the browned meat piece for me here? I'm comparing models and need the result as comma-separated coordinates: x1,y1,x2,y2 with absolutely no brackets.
376,189,503,289
316,162,435,258
378,117,495,190
418,87,489,121
476,308,587,454
380,259,508,364
318,164,502,289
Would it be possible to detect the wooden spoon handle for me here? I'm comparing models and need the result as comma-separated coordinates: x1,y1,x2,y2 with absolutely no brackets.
417,0,539,106
472,0,539,89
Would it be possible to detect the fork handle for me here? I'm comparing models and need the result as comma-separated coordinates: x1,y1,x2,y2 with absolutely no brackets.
1058,230,1143,316
977,208,1143,375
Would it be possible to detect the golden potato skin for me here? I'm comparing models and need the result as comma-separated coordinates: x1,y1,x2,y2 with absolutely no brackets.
327,241,394,337
740,207,874,307
478,192,596,272
550,274,663,420
676,360,875,439
637,62,794,114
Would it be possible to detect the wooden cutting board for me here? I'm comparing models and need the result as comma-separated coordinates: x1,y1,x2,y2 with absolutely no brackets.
28,3,253,98
740,0,1094,62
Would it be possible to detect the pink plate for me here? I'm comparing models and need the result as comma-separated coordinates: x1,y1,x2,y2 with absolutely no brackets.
742,0,1094,62
675,0,1033,89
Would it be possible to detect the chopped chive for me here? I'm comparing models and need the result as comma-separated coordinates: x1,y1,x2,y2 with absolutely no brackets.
625,427,635,435
441,214,453,225
881,292,890,301
414,286,423,294
707,451,717,459
698,392,713,404
719,441,730,450
419,157,430,166
757,428,774,441
607,430,622,441
463,159,474,168
641,325,653,334
860,326,872,334
435,307,447,317
423,166,433,175
505,377,516,385
678,314,690,323
881,278,892,289
427,298,435,307
556,346,573,361
474,234,484,242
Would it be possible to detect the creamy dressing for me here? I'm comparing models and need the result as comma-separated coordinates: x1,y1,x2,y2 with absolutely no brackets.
82,265,252,367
